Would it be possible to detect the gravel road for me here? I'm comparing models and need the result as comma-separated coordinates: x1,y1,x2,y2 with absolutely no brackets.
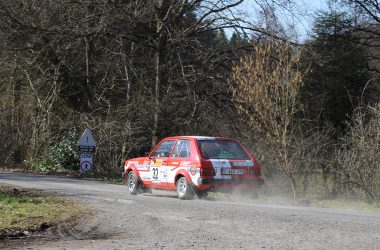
0,172,379,250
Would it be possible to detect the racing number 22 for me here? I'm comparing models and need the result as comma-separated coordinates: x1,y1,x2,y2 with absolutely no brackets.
152,167,159,180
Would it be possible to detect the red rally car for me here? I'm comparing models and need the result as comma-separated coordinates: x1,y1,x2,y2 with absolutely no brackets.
123,136,264,199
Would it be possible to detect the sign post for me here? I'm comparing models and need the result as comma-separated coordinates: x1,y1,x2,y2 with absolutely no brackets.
77,129,96,174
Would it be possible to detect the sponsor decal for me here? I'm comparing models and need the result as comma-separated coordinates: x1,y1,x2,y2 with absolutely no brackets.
151,159,163,166
140,172,151,180
128,161,139,165
188,164,200,176
170,165,181,171
126,161,138,169
136,164,150,171
180,161,193,167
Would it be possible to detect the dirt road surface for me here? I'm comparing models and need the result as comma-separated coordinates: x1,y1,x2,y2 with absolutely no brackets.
1,172,379,249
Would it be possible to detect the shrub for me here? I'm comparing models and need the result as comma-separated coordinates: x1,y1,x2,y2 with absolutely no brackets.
29,130,79,173
338,103,380,202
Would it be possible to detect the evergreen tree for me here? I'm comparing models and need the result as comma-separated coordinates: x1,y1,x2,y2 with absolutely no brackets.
301,10,369,135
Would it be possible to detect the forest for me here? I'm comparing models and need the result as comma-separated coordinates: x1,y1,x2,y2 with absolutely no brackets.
0,0,379,202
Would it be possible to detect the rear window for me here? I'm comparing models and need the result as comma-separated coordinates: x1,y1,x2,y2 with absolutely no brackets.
197,140,251,160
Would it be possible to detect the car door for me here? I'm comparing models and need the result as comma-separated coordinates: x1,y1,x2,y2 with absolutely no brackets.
167,139,193,187
149,140,176,188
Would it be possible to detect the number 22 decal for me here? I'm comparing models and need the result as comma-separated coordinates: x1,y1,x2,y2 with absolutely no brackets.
152,167,159,180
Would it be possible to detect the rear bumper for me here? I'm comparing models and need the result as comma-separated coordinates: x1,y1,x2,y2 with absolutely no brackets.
197,177,264,187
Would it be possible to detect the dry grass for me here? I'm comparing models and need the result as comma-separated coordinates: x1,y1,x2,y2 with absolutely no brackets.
0,184,82,236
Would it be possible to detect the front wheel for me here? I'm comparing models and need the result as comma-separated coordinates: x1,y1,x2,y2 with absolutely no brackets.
176,177,194,200
127,171,139,195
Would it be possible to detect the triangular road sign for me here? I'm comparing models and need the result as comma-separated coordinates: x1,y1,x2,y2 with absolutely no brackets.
77,128,96,147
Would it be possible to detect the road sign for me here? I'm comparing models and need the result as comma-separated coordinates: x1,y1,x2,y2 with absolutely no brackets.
78,129,96,152
80,157,93,173
78,129,96,174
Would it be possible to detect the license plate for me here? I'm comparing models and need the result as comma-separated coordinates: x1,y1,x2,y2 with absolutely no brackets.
222,168,244,175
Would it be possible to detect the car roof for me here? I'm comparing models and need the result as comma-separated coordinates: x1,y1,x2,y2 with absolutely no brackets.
162,136,234,141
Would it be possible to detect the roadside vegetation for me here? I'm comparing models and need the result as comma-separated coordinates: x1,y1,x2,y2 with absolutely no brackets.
0,185,82,238
0,0,379,205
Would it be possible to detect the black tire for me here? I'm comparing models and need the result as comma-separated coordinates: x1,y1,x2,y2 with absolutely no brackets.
196,190,208,199
176,177,195,200
127,171,139,195
139,185,152,194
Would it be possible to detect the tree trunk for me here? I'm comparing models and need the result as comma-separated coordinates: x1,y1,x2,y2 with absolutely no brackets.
290,175,298,202
331,159,339,198
303,170,308,198
151,4,163,147
321,163,329,197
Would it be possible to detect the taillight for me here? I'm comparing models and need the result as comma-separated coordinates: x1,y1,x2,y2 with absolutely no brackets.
255,167,261,176
200,168,215,176
249,167,261,176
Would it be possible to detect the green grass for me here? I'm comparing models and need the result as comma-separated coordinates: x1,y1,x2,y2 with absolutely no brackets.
309,198,380,212
252,193,380,212
0,185,82,232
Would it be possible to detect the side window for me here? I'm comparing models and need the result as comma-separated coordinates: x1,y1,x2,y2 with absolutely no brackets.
171,140,191,158
150,140,175,158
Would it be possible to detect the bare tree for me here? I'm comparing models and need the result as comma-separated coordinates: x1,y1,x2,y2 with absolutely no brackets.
230,41,304,201
338,103,380,201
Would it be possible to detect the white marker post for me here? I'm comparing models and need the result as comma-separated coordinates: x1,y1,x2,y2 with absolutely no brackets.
77,129,96,174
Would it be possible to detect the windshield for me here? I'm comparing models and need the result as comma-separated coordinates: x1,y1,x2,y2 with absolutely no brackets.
197,140,251,160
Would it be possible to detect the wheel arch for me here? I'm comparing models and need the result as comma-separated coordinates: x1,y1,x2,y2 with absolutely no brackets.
125,164,140,179
174,170,192,185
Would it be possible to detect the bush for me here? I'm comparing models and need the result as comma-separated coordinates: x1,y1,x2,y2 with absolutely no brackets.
338,103,380,202
29,130,79,173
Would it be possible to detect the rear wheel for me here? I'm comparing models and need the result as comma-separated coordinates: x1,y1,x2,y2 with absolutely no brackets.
176,177,194,200
127,171,139,195
196,190,208,199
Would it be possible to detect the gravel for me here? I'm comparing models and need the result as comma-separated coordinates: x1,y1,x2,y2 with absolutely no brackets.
1,172,379,249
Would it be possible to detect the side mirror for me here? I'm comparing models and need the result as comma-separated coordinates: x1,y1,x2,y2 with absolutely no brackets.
146,152,155,160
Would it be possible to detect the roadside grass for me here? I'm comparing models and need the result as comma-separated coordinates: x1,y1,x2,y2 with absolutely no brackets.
256,174,380,212
208,188,380,212
309,198,380,212
254,194,380,212
0,185,82,237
